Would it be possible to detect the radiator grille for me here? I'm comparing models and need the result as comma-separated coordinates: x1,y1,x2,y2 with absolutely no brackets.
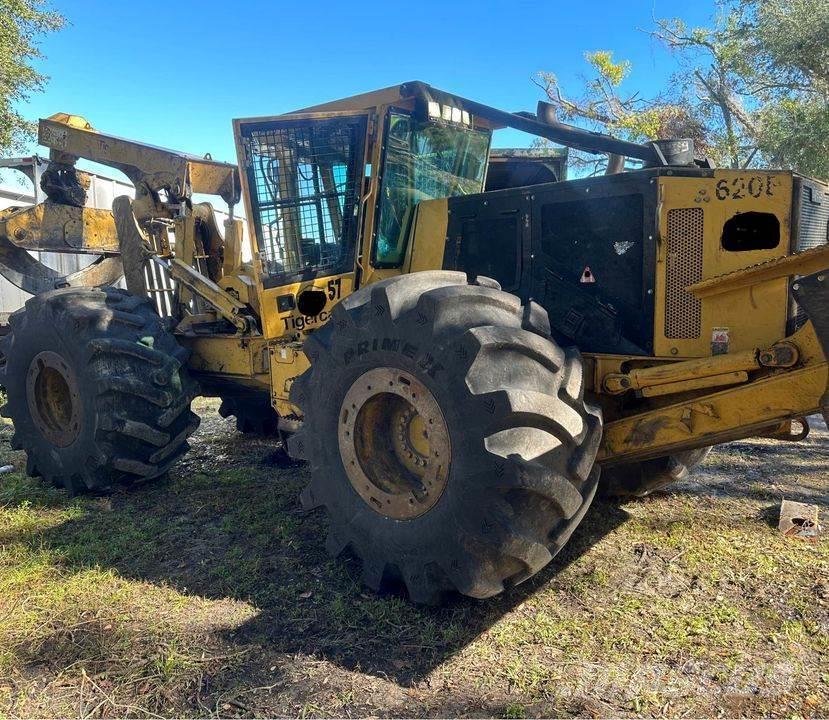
793,179,829,328
665,207,704,339
795,180,829,252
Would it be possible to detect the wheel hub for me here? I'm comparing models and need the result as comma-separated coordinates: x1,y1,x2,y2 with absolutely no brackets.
26,350,82,448
338,367,450,520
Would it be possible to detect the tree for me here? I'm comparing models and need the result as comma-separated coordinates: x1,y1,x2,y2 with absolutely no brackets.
653,0,829,174
537,0,829,179
535,51,711,174
739,0,829,178
650,11,759,169
0,0,65,156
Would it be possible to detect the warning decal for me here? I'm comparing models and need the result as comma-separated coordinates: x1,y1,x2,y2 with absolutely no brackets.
580,266,596,283
711,327,730,355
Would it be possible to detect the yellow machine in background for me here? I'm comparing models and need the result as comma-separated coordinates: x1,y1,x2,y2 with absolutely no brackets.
0,82,827,603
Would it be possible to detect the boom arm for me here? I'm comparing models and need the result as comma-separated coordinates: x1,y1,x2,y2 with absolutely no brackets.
39,113,241,208
0,114,254,334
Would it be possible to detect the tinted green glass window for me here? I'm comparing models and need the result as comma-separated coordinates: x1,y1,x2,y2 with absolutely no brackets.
374,112,491,267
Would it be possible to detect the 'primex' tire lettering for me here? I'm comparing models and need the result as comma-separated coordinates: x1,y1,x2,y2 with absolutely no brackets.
343,337,444,378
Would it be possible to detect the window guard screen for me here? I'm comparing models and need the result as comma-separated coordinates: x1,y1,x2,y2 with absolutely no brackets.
242,116,366,282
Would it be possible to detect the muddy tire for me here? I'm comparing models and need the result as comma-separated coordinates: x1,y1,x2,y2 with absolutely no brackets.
288,271,603,604
219,395,280,435
600,447,711,498
0,287,199,494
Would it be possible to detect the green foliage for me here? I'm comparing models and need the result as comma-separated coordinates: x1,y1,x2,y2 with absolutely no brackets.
746,0,829,94
503,702,526,718
651,12,758,169
586,51,630,87
741,0,829,177
539,0,829,178
758,98,829,179
0,0,65,155
535,51,709,174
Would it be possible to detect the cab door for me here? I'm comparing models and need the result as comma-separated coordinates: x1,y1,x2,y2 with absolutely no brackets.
233,111,372,339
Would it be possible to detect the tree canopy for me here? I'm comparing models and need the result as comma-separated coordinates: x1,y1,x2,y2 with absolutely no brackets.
0,0,65,156
538,0,829,178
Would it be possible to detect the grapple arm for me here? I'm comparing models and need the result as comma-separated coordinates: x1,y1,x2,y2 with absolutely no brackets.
0,114,246,327
38,113,240,208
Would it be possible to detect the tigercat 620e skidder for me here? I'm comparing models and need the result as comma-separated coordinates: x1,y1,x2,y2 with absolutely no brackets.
1,82,828,603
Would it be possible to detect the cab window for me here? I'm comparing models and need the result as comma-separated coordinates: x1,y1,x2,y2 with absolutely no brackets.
374,111,491,267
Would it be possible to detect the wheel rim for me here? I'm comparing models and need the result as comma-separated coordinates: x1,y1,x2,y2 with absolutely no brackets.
338,367,450,520
25,350,82,448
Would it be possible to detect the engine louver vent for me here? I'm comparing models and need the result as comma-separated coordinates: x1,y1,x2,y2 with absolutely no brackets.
665,207,704,339
795,181,829,253
793,179,829,330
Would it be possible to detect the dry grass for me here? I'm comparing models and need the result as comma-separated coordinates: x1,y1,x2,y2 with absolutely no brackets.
0,398,826,718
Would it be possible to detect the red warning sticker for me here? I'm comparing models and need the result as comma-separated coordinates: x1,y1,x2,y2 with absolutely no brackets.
711,327,730,355
580,266,596,283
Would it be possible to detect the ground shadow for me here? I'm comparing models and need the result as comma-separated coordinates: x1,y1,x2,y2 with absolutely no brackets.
0,426,630,686
9,409,824,697
659,431,829,508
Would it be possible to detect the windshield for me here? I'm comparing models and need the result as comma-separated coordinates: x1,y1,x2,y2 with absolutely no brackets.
374,112,491,266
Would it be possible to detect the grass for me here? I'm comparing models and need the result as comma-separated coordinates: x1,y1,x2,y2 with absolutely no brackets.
0,399,826,718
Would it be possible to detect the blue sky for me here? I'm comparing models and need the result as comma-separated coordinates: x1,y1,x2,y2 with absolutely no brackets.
22,0,717,170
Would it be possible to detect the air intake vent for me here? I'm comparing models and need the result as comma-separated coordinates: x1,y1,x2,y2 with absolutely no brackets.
665,207,704,339
793,178,829,330
795,180,829,252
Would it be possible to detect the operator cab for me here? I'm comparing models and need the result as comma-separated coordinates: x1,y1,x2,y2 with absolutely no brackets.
372,108,490,267
232,81,693,342
236,90,492,289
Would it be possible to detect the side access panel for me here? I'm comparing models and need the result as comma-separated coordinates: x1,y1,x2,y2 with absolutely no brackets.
654,170,793,357
442,191,531,296
527,174,657,355
444,174,658,355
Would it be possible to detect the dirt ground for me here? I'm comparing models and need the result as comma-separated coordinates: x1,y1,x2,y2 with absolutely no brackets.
0,397,826,718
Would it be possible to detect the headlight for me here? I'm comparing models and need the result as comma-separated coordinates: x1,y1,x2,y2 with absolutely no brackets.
426,101,472,126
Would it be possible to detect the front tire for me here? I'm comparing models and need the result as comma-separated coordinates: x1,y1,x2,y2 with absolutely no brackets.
0,287,199,494
289,271,602,603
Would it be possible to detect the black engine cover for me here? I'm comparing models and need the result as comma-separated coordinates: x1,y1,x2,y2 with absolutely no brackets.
443,170,667,355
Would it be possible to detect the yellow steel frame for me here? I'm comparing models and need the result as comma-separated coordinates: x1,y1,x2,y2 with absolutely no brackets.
30,86,826,467
600,322,827,463
0,203,118,254
223,91,829,466
653,170,794,358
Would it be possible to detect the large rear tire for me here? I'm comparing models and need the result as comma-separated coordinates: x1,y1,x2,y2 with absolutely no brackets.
600,447,712,498
0,287,199,494
288,271,603,604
